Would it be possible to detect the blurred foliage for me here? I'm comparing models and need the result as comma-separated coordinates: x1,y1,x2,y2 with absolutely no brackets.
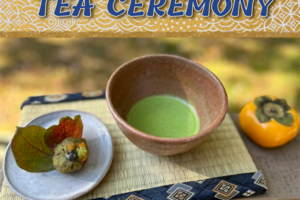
0,38,299,144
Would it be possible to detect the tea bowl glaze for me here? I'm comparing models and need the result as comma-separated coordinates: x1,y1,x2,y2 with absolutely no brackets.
106,54,228,156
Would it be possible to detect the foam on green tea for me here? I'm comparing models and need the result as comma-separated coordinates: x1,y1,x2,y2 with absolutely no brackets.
127,95,200,138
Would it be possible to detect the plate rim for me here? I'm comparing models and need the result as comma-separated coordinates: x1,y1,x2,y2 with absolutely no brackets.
3,110,114,200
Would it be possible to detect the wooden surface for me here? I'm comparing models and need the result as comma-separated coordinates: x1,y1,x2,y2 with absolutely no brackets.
1,114,299,199
231,115,300,200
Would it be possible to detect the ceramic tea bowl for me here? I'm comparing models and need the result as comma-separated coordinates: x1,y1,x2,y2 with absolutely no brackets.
106,54,228,156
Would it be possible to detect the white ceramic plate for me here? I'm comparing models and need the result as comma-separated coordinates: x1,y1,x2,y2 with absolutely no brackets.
3,110,113,200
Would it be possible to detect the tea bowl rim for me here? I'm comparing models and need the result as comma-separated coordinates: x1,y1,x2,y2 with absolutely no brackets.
106,54,228,144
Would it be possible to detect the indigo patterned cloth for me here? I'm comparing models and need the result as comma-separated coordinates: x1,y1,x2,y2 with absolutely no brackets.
94,171,267,200
21,91,267,200
21,90,106,109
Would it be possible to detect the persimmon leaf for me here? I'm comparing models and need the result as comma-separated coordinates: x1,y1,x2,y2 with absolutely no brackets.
254,96,272,107
255,108,271,123
274,113,294,126
11,126,54,172
44,115,83,150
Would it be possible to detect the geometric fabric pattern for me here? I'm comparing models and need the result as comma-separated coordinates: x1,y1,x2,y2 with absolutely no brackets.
20,90,106,109
212,180,238,197
94,172,267,200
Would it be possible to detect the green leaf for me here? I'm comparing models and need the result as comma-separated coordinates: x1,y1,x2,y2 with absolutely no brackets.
44,115,83,150
11,126,54,173
255,108,271,123
273,98,291,111
274,113,294,126
254,96,272,107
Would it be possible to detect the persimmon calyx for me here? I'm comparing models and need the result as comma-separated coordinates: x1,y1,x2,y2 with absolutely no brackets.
254,96,293,126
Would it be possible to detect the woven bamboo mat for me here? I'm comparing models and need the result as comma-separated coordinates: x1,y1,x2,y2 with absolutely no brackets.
0,99,257,200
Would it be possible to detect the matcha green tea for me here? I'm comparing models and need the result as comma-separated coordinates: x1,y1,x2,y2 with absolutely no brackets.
127,95,200,138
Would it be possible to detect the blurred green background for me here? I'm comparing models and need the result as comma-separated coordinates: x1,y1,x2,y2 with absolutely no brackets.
0,38,299,162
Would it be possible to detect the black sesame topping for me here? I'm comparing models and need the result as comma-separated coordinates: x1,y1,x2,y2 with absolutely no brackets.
66,150,78,162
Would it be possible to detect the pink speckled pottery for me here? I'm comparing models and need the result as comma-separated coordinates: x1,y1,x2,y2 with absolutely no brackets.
106,54,227,156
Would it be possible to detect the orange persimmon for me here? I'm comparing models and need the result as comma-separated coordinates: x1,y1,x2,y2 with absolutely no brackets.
239,96,299,148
